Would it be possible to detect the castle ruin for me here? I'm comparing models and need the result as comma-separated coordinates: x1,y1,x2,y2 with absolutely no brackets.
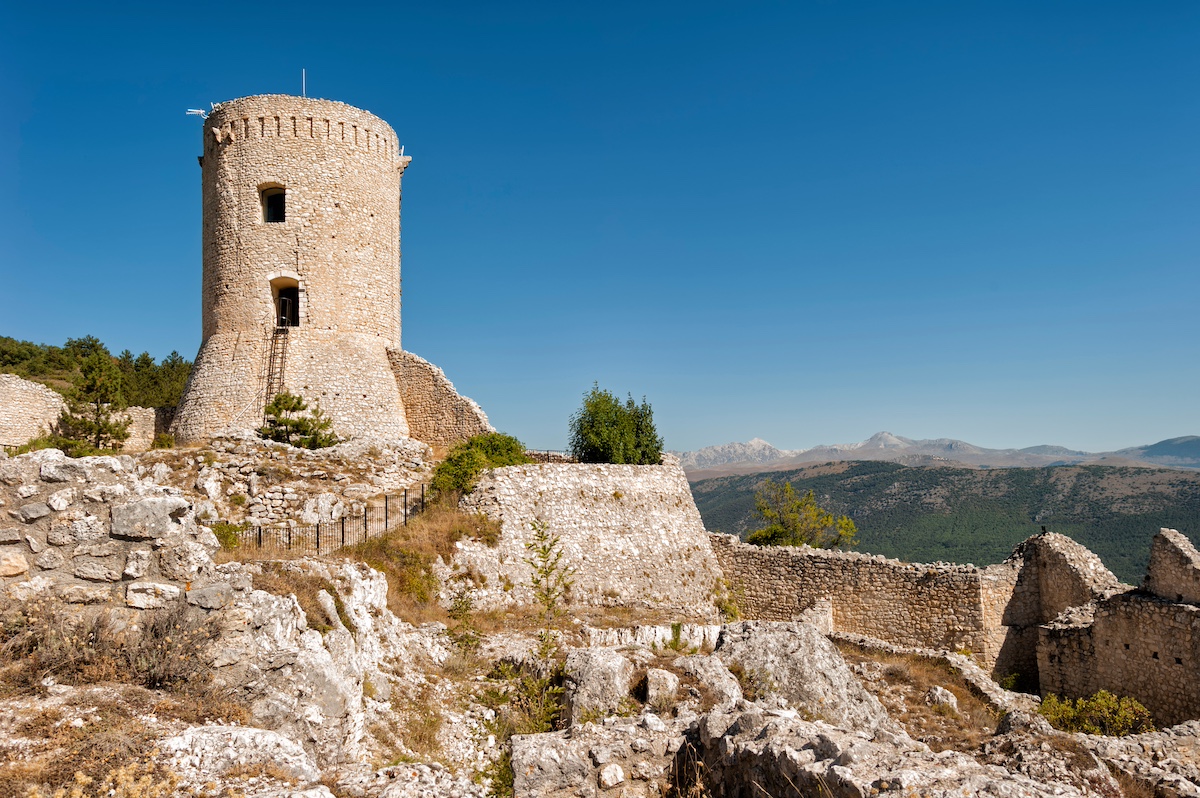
171,95,489,450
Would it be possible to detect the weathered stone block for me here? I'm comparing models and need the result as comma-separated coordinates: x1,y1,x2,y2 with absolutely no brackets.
18,503,51,523
127,582,181,609
111,497,190,540
74,557,122,582
123,549,151,579
0,551,30,576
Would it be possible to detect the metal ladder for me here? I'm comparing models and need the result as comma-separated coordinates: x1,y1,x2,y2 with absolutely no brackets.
264,326,290,410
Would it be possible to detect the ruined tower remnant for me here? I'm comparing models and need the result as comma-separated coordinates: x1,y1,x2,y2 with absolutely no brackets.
173,95,490,446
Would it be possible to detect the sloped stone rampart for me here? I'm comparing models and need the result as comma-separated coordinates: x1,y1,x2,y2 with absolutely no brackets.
1146,527,1200,604
456,457,722,619
0,374,65,447
386,349,492,452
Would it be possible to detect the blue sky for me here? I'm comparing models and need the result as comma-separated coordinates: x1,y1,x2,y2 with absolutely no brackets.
2,2,1197,452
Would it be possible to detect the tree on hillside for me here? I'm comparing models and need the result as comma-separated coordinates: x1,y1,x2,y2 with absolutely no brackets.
567,384,663,465
59,351,131,451
746,478,857,549
259,391,339,449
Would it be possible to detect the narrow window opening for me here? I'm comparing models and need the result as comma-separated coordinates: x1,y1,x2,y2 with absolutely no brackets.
262,187,286,223
271,278,300,327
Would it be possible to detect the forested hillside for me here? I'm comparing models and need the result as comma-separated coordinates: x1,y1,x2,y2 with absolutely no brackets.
690,461,1200,583
0,335,191,408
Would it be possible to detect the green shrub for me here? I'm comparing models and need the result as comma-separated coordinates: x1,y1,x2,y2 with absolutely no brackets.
430,432,533,498
259,392,339,449
567,383,663,465
1039,690,1155,736
210,522,247,550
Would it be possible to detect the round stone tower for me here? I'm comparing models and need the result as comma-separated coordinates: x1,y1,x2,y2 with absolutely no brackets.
172,95,413,443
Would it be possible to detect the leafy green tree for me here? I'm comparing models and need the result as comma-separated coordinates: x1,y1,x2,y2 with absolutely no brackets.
567,384,663,465
746,479,858,549
430,432,534,499
59,351,131,451
259,392,339,449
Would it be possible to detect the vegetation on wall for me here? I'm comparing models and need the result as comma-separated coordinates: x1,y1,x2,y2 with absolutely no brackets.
259,392,339,449
691,460,1200,583
746,478,858,549
430,432,534,499
567,384,663,465
0,334,191,408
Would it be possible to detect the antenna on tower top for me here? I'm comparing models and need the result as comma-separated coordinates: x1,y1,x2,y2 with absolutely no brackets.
302,68,306,98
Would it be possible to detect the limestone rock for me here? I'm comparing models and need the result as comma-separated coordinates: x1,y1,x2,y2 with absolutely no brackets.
18,503,50,523
159,725,320,784
126,582,182,609
110,496,191,540
0,551,29,576
644,668,679,710
564,648,634,725
673,654,742,709
715,621,892,731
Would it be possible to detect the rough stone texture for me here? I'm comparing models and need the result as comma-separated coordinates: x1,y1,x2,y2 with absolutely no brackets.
138,431,431,526
121,405,176,452
1147,528,1200,604
713,531,1128,686
0,373,65,447
457,457,723,618
386,349,492,453
563,648,635,725
714,621,893,732
159,725,321,783
689,708,1090,798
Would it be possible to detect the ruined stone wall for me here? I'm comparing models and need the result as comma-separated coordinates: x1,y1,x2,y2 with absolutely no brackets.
122,406,176,452
1039,595,1200,727
174,95,412,444
456,456,722,619
1145,528,1200,604
0,448,224,609
1040,529,1200,726
0,374,65,447
386,349,492,452
710,534,1002,659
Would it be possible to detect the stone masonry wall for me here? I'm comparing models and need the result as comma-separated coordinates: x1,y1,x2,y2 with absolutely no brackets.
1145,528,1200,604
387,349,492,453
0,374,65,447
1040,529,1200,726
174,95,412,443
456,456,723,619
710,534,1002,660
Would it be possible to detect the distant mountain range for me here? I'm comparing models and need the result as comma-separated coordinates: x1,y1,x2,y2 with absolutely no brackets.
689,460,1200,583
676,433,1200,477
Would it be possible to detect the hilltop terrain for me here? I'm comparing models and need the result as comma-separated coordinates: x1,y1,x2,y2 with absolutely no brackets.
690,460,1200,583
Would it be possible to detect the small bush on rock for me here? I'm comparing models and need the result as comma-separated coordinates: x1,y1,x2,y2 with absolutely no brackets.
1039,691,1155,736
259,391,339,449
430,432,533,499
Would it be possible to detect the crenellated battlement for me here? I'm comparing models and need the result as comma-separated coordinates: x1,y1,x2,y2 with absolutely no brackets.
203,95,404,168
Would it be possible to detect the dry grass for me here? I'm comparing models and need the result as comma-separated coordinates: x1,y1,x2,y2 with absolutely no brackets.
340,502,499,625
835,640,999,753
0,686,244,797
252,562,356,634
0,599,248,796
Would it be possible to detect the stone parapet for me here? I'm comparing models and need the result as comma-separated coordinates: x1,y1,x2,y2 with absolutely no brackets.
457,457,723,619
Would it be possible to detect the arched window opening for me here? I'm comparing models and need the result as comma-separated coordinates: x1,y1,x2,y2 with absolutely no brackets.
261,186,286,223
271,277,300,327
